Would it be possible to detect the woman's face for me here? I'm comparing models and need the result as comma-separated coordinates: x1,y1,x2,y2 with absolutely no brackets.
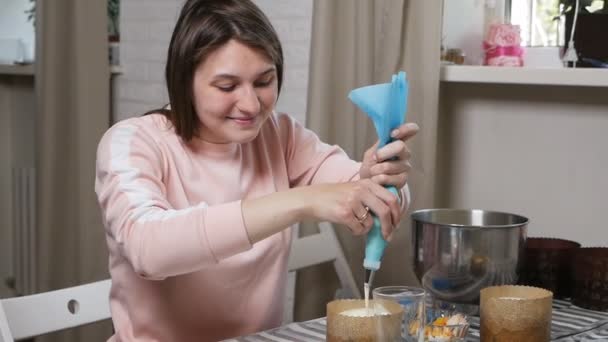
192,39,278,144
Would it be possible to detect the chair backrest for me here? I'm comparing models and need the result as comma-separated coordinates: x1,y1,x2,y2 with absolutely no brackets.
0,301,13,342
284,221,361,322
0,279,111,341
0,223,360,338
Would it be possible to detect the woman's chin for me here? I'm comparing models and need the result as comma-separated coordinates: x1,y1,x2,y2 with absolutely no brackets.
231,121,266,143
229,129,261,144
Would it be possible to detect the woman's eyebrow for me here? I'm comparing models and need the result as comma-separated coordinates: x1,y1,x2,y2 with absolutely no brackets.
212,73,239,81
212,67,276,80
257,67,276,76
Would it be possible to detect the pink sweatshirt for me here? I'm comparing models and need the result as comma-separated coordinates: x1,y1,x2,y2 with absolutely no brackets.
95,112,409,341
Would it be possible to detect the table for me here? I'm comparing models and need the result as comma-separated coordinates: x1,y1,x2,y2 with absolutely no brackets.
227,299,608,341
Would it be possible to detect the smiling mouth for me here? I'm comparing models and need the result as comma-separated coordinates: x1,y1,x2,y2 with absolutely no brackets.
228,116,256,125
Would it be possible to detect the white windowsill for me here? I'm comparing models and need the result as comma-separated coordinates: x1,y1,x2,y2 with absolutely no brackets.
0,64,34,76
0,64,123,76
440,65,608,88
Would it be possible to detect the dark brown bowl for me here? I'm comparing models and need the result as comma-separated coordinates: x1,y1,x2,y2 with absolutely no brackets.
518,237,580,299
571,247,608,311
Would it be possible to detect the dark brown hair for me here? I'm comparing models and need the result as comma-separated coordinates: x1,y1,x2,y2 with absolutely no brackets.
154,0,284,142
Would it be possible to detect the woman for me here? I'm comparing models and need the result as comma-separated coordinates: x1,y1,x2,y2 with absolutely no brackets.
95,0,419,340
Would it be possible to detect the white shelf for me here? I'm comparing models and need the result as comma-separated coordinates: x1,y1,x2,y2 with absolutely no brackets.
110,65,123,75
440,65,608,87
0,64,123,76
0,64,34,76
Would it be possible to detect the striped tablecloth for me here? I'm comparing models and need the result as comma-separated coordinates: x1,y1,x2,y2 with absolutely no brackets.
227,299,608,341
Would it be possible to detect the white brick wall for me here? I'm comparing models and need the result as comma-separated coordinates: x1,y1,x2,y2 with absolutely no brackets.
255,0,312,124
114,0,312,125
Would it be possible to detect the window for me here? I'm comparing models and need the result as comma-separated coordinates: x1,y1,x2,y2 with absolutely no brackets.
0,0,35,63
508,0,605,46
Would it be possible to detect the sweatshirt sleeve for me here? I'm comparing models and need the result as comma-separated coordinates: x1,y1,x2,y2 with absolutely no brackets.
278,113,410,213
95,121,252,280
279,114,360,186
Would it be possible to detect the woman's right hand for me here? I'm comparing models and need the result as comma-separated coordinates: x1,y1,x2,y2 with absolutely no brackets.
301,179,401,240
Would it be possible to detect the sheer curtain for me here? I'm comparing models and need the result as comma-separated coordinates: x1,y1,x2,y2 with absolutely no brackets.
296,0,443,320
35,0,112,340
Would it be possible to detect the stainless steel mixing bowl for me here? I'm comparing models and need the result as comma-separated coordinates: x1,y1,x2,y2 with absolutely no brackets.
411,209,528,306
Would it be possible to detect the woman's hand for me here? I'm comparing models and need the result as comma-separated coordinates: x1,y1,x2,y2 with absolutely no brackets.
300,179,401,240
242,123,418,244
359,122,419,189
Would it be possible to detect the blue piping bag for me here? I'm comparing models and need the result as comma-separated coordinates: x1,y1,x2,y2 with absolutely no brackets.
348,71,409,287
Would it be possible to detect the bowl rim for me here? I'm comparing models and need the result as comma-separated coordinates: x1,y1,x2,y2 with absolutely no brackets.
372,285,426,299
411,208,529,229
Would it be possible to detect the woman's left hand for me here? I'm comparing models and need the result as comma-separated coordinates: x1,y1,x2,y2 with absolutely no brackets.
359,122,419,189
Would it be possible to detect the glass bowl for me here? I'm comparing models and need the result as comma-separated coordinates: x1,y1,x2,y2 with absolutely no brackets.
408,308,470,342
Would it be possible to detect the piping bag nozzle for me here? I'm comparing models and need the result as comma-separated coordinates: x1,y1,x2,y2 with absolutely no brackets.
364,268,376,289
348,71,409,282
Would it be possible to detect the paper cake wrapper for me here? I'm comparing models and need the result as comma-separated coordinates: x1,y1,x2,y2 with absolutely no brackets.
326,299,404,342
480,285,552,342
482,24,524,67
519,237,580,298
572,247,608,311
485,23,522,46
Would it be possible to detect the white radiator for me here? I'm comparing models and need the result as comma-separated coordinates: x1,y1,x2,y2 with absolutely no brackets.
11,167,36,295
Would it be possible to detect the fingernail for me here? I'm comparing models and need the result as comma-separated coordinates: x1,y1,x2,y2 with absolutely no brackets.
409,123,420,130
373,154,378,161
391,129,399,138
387,232,394,242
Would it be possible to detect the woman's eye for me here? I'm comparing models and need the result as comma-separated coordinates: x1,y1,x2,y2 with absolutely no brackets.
217,85,235,92
255,77,274,88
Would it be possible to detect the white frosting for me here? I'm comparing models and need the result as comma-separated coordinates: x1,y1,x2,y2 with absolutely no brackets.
446,313,468,326
339,305,391,317
498,296,524,300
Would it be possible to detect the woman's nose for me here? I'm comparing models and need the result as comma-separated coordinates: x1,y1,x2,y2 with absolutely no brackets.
237,86,261,114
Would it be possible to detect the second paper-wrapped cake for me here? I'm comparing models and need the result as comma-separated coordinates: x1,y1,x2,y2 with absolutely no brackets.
483,23,525,67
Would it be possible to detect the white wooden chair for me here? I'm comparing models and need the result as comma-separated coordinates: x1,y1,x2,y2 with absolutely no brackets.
0,279,111,341
284,221,361,322
0,222,359,339
0,301,13,342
